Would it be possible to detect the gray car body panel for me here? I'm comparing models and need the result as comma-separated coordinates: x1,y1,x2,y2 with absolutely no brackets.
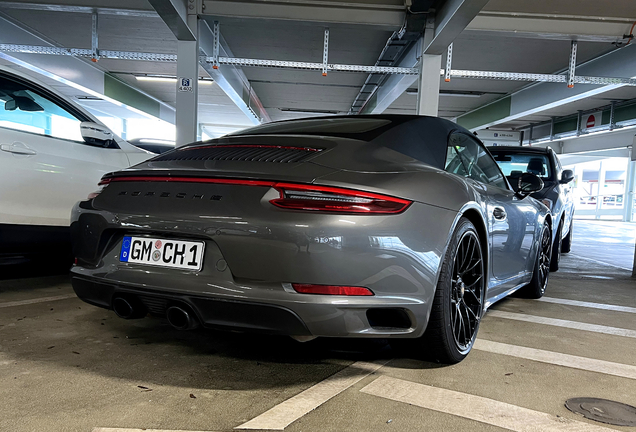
71,115,549,338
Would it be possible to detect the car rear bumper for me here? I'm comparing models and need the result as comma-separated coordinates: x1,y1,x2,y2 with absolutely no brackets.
71,275,312,336
71,273,428,338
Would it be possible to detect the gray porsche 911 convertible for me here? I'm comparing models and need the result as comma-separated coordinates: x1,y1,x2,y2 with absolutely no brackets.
70,115,552,363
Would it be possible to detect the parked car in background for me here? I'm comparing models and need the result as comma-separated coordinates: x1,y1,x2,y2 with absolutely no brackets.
128,138,175,154
0,66,153,264
71,115,552,364
488,146,575,271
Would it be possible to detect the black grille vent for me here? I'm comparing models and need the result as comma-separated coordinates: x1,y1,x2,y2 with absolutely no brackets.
138,296,168,315
155,145,321,163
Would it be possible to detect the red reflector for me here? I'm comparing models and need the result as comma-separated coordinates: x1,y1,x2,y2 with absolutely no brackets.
292,284,374,296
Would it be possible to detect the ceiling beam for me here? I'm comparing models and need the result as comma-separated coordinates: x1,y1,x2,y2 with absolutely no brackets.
197,20,270,124
466,12,634,43
199,0,404,29
147,0,268,124
356,0,488,114
358,41,421,114
0,2,157,17
424,0,490,55
533,127,636,155
455,45,636,131
147,0,196,41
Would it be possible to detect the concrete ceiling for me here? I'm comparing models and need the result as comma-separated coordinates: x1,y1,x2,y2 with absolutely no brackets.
1,0,635,138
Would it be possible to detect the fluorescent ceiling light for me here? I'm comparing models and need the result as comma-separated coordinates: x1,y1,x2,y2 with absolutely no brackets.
279,108,339,114
135,75,214,85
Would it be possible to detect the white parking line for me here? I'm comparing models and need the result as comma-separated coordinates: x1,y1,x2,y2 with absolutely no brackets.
474,339,636,380
235,360,389,430
538,297,636,314
361,376,617,432
0,294,76,308
568,254,631,271
93,429,216,432
487,310,636,338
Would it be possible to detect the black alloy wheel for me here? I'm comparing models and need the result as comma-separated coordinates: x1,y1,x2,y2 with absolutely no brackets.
422,217,485,364
520,224,551,299
450,230,484,352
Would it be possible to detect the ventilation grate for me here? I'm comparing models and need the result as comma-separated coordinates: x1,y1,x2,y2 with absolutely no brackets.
155,145,322,163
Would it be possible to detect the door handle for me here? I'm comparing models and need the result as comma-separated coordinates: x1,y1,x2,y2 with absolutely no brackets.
0,143,37,155
493,207,507,221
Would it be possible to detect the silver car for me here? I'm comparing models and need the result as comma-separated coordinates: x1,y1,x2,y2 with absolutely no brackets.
70,115,552,363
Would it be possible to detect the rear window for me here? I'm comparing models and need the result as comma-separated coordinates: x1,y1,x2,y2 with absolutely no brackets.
491,152,552,180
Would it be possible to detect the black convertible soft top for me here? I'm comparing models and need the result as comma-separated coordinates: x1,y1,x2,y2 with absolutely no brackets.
230,115,471,170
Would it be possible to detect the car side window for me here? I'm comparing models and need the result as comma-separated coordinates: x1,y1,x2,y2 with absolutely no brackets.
0,76,83,141
445,132,509,189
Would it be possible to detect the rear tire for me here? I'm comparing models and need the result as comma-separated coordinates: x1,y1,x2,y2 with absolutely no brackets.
421,217,485,364
519,224,551,299
549,222,562,272
561,219,573,253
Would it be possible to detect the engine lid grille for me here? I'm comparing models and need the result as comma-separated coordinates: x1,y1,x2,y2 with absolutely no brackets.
154,144,322,163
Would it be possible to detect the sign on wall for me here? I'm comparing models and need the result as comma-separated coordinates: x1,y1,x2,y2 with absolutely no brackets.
582,111,603,130
475,130,521,147
178,77,193,92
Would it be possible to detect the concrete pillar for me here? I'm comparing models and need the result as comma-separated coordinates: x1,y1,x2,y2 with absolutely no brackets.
416,21,441,117
176,15,199,146
625,153,636,222
595,160,605,220
121,118,127,141
416,54,442,116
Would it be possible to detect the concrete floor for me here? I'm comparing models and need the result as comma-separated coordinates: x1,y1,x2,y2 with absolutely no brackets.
1,220,635,432
569,219,636,271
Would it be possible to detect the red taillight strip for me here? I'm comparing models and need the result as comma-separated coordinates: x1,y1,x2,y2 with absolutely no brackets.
179,144,322,152
98,176,412,214
273,182,412,205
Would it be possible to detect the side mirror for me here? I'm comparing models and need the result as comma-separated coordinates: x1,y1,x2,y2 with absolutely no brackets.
560,169,574,184
80,121,115,147
516,173,544,199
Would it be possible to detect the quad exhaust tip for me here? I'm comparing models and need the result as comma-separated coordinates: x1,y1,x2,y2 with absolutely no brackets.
166,305,199,330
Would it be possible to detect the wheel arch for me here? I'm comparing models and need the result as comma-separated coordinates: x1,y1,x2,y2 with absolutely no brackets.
461,207,489,285
431,202,489,309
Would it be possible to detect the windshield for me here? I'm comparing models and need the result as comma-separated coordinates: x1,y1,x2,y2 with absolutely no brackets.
490,151,552,180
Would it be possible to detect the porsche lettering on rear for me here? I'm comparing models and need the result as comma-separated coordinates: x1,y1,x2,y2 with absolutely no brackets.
117,190,222,200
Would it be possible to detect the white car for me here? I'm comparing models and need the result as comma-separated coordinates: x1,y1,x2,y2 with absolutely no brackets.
0,66,153,261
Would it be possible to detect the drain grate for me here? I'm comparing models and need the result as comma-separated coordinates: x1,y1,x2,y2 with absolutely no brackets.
565,397,636,426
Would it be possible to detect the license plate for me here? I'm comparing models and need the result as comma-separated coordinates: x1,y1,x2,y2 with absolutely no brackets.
119,236,205,271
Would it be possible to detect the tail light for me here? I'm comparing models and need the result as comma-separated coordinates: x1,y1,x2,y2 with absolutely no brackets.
87,178,112,199
98,176,412,214
292,283,374,296
270,183,411,214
